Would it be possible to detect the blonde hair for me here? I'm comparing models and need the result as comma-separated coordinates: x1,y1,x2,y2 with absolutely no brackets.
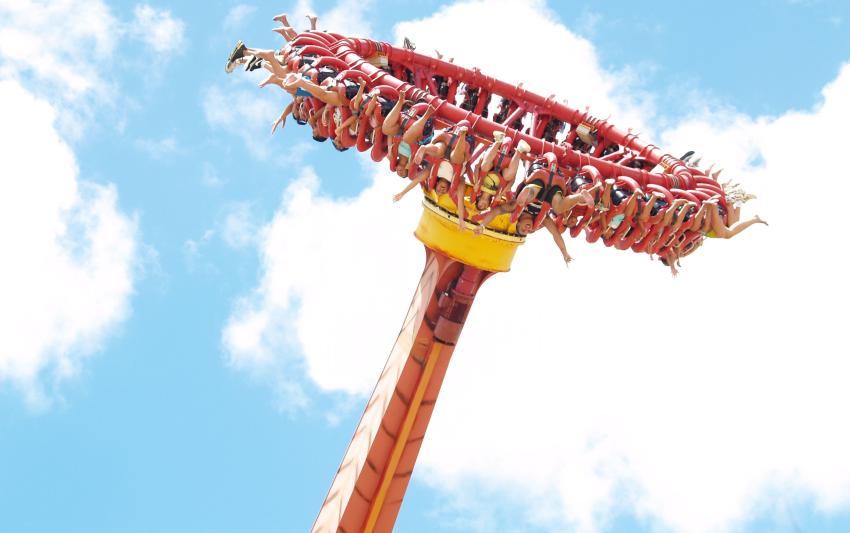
723,182,757,207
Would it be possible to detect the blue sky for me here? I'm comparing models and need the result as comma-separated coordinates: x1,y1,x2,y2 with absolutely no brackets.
2,1,850,532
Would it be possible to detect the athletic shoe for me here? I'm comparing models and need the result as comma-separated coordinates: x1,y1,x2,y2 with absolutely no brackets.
225,40,246,73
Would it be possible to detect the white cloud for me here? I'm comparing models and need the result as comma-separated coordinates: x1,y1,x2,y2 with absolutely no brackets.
223,165,422,393
0,1,187,138
290,0,374,38
0,0,118,136
0,80,138,408
0,1,146,407
220,202,260,249
224,4,257,30
223,1,850,532
135,135,178,158
129,4,186,54
203,79,317,163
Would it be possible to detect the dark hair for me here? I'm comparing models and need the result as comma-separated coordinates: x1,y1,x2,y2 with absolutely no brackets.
660,256,669,266
333,143,349,152
312,135,328,142
294,117,308,126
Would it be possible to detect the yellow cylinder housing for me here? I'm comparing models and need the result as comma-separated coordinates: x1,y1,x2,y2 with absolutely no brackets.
415,198,524,273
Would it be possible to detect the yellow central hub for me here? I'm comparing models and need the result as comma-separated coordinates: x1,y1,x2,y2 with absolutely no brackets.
415,197,524,272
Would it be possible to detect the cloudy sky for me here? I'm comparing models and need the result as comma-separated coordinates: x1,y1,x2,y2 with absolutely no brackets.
2,0,850,532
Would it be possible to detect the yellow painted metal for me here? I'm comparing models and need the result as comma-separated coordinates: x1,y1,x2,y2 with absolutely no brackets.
362,341,444,533
415,199,524,273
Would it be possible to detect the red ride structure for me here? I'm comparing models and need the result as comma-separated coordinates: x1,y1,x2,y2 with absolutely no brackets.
237,29,742,533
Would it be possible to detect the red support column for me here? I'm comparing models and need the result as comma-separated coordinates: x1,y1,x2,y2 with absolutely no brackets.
311,249,491,533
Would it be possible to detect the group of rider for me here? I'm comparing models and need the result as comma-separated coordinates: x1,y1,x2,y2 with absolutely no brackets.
225,14,767,276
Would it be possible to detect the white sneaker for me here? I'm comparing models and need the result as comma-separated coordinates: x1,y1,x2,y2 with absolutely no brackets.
516,140,531,153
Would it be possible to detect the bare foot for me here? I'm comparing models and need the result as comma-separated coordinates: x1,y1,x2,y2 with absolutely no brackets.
282,72,299,90
259,74,282,88
306,14,318,29
273,13,290,26
412,149,426,167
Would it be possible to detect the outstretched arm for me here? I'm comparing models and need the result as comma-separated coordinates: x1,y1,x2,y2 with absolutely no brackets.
393,168,429,202
543,217,572,266
283,75,344,106
272,101,294,133
473,202,512,234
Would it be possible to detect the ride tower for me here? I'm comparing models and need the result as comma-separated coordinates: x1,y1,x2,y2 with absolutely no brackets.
312,204,521,533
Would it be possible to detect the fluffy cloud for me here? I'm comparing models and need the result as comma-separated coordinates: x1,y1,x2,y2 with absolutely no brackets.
0,0,149,407
223,164,422,393
0,0,117,103
291,0,375,38
224,1,850,531
129,4,186,54
224,4,257,31
0,80,137,407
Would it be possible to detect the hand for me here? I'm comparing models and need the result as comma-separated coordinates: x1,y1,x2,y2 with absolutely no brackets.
392,193,403,202
271,114,286,134
563,252,573,266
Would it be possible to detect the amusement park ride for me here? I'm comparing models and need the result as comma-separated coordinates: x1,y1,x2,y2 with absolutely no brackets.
228,18,763,533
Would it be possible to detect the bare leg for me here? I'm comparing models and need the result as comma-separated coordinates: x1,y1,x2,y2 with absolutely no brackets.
382,93,406,136
727,204,742,225
449,127,470,165
669,202,697,233
477,135,504,175
473,202,513,234
251,49,289,77
691,202,711,233
348,80,367,112
552,190,593,216
283,76,343,106
513,185,539,213
259,73,285,88
401,106,435,145
412,140,447,166
501,148,524,183
272,26,298,41
709,206,767,238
